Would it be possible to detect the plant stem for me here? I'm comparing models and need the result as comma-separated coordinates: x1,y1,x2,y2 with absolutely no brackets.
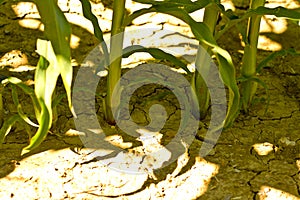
0,85,3,111
52,89,58,126
192,3,219,119
105,0,126,124
241,0,265,112
0,88,3,126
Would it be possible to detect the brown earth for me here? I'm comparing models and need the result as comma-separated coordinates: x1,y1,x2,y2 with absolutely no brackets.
0,0,300,199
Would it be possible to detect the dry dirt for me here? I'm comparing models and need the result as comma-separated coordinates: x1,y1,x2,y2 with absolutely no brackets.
0,0,300,199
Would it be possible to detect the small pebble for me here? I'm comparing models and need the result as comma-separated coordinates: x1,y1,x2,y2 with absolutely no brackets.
4,30,10,35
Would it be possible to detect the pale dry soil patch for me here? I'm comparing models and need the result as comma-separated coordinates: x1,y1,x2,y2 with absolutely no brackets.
0,0,300,199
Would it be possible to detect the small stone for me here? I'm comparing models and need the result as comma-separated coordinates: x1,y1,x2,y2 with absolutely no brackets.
4,30,10,35
279,137,296,147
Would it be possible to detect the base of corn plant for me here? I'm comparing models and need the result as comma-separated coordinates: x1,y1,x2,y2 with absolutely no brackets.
192,3,219,119
192,71,210,119
241,80,257,112
240,0,265,112
0,92,3,127
104,0,126,124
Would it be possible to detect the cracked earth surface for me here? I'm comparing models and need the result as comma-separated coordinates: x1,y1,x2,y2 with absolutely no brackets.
0,0,300,199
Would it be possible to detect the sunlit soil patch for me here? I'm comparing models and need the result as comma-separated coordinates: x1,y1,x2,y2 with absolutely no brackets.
258,186,300,200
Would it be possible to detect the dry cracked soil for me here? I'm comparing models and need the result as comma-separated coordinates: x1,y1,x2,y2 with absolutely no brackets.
0,0,300,199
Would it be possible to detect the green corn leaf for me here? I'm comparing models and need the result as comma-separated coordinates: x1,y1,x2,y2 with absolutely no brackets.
251,77,269,114
22,120,33,140
235,22,248,44
126,0,211,25
2,77,31,93
216,4,239,20
80,0,109,66
149,6,240,127
133,0,189,4
22,31,75,153
251,6,300,19
21,100,50,155
123,45,191,74
11,84,20,106
52,93,66,108
35,41,58,123
132,0,211,12
20,38,59,154
0,115,21,143
125,7,157,26
289,19,300,26
21,44,53,155
35,0,75,117
0,94,3,118
216,55,240,127
257,48,299,73
17,104,39,128
11,85,39,127
9,81,36,138
2,77,41,119
216,6,300,40
238,75,269,114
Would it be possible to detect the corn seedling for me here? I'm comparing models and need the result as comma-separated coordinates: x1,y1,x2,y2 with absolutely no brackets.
127,0,300,126
79,0,241,128
192,1,220,119
240,0,265,112
2,0,299,155
0,75,69,153
80,0,195,124
235,1,300,112
0,77,39,144
132,0,241,128
104,0,126,124
0,0,74,155
0,77,5,126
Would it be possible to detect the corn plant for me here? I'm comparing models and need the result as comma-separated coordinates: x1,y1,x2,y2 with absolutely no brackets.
238,0,265,112
0,0,74,155
104,0,126,124
79,0,242,129
1,0,299,155
0,75,6,127
184,0,300,123
80,0,193,123
191,2,218,119
238,1,300,112
78,0,300,136
184,0,300,116
128,0,241,128
125,0,300,125
0,77,40,146
214,0,300,112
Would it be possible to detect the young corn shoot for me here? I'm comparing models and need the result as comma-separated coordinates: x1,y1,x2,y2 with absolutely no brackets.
192,2,219,119
0,84,3,126
0,75,6,124
241,0,265,112
104,0,126,124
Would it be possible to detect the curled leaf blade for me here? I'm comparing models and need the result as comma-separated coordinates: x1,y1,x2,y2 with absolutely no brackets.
0,115,21,143
123,45,191,74
21,100,50,155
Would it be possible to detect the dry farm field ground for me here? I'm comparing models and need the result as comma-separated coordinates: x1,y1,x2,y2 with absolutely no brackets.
0,0,300,199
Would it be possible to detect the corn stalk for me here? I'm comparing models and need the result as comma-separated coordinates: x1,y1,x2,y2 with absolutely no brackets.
192,2,219,119
104,0,126,124
240,0,265,112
